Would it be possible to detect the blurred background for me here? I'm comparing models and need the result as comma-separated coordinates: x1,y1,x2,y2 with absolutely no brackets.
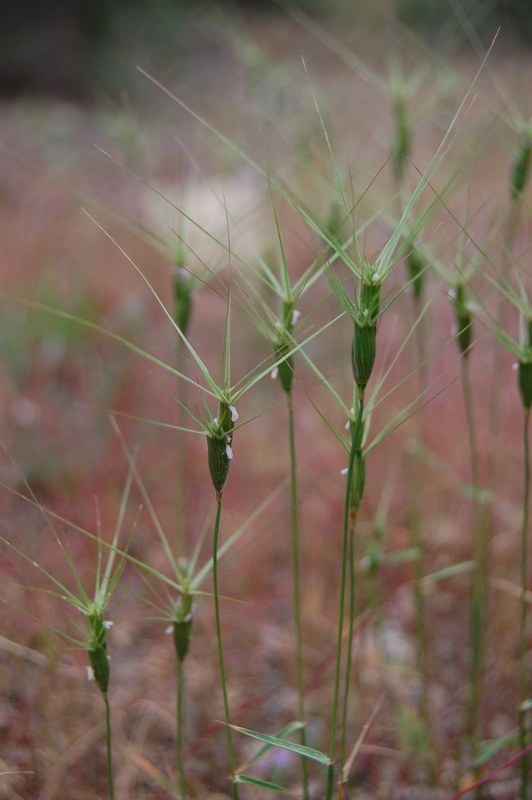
1,0,531,102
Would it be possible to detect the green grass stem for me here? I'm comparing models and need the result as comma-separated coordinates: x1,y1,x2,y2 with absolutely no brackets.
519,407,531,800
104,694,114,800
212,496,239,800
328,394,364,799
462,356,489,785
287,392,310,800
177,659,187,800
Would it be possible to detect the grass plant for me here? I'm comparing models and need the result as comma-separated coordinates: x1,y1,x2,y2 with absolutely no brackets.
4,8,532,799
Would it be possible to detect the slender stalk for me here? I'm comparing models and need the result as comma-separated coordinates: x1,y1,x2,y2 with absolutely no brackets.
212,496,239,800
104,694,114,800
339,511,356,789
287,392,310,799
410,294,433,778
328,394,364,800
177,659,187,800
462,357,487,783
519,408,531,800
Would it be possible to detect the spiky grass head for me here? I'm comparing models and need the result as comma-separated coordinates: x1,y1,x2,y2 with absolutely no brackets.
207,398,238,499
351,274,381,391
452,283,474,359
87,609,112,695
510,131,532,201
273,298,299,395
172,266,194,337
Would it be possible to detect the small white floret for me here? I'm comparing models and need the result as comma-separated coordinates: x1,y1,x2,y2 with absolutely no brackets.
341,467,348,475
513,362,519,371
271,367,279,380
345,420,350,430
87,666,95,681
166,625,173,635
103,620,113,631
229,405,239,422
226,444,233,459
291,309,301,326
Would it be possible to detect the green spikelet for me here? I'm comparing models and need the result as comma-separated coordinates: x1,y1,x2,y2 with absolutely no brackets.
360,278,381,323
510,134,532,201
392,96,410,183
172,267,194,336
88,645,110,694
173,593,194,663
352,318,377,390
452,283,473,358
87,613,110,695
274,299,297,395
407,241,425,300
518,352,532,410
207,399,235,498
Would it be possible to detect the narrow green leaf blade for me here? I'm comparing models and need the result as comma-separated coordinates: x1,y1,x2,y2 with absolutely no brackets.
235,774,297,794
230,724,330,765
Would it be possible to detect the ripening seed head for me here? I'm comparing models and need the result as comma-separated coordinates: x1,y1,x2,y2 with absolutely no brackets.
510,133,532,201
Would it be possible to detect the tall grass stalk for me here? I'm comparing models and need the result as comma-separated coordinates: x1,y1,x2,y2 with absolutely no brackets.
449,278,488,780
212,493,239,800
287,390,310,799
328,393,364,800
518,388,531,800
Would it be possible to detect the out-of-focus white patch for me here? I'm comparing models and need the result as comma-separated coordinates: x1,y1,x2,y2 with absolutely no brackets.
103,620,113,631
340,467,348,475
140,172,268,275
291,309,301,326
271,367,279,380
12,398,39,427
87,666,95,681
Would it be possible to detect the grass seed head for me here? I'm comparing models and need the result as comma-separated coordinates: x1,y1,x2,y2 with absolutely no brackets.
273,299,297,395
172,267,194,336
173,593,194,663
360,276,381,323
87,612,111,695
392,96,411,183
452,283,473,358
352,316,377,390
407,242,425,300
510,133,532,201
207,399,235,497
518,353,532,410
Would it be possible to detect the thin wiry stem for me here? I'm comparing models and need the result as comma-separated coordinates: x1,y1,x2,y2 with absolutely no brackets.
104,694,114,800
409,292,435,780
339,509,356,788
519,408,530,800
287,392,310,800
177,659,187,800
212,496,239,800
462,356,488,785
328,394,364,800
